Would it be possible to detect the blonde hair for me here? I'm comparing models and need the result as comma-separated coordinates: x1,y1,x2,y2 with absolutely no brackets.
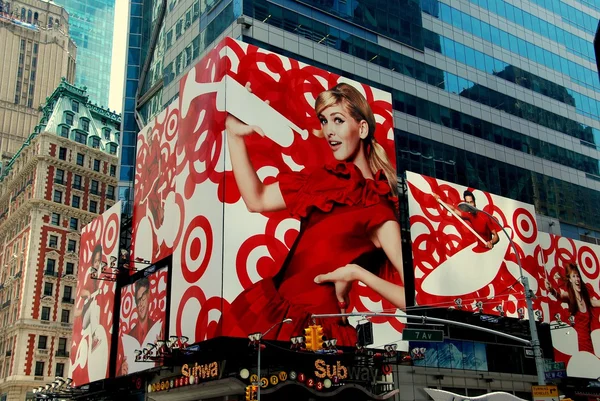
314,83,398,196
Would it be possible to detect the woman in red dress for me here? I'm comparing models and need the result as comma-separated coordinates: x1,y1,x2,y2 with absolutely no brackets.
546,263,600,353
220,83,405,346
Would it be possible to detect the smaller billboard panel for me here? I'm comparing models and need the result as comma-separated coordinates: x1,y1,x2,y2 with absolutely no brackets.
406,172,540,317
537,232,600,379
116,266,168,376
69,201,122,386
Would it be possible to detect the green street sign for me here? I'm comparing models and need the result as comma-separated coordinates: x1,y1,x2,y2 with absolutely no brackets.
402,328,444,342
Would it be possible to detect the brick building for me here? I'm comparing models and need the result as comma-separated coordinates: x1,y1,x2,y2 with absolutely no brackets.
0,79,119,401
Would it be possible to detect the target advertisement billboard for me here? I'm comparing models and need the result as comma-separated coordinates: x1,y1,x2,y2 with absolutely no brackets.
69,201,122,386
131,37,407,350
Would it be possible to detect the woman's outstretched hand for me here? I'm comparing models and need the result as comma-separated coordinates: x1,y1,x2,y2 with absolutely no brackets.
314,264,362,322
225,114,265,138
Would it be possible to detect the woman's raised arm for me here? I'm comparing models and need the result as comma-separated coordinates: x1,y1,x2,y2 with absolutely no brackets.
226,114,286,213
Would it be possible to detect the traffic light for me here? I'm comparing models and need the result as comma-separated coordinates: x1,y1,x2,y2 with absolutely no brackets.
252,385,258,399
304,326,314,350
313,325,324,351
245,385,253,401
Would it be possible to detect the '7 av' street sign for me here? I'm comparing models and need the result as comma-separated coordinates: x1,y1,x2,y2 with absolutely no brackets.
402,328,444,342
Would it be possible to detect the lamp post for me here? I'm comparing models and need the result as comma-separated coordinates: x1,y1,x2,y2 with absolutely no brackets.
457,202,546,385
249,318,292,400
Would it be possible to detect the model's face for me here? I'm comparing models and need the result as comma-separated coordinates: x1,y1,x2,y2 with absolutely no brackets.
136,286,149,320
569,271,581,292
92,252,102,270
319,103,367,162
464,195,476,208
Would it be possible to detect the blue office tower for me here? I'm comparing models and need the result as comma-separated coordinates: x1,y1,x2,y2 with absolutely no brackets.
53,0,115,106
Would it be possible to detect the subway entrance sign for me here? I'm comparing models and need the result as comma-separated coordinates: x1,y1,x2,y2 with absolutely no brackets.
402,328,444,342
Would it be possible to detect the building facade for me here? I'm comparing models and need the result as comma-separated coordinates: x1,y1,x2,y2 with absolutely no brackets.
51,0,115,106
117,0,600,400
0,80,119,401
0,0,77,162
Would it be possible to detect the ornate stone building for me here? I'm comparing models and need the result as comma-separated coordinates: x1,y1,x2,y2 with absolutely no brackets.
0,79,119,401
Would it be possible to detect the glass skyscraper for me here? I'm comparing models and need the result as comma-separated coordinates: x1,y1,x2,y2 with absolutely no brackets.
121,0,600,243
53,0,115,105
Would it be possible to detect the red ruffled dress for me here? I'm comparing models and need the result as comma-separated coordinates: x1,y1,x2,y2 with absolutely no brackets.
220,162,398,346
573,283,595,354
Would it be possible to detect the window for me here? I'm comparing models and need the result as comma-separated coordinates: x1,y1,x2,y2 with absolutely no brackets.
76,153,84,166
58,338,67,353
73,174,82,190
60,125,69,138
103,128,111,140
90,180,99,195
67,239,76,252
55,362,64,377
72,195,80,209
89,200,98,213
55,169,64,184
74,131,87,144
48,235,58,248
81,119,89,132
69,218,78,230
71,100,79,112
93,159,100,171
65,263,74,275
109,165,116,177
38,335,47,349
46,259,55,273
63,286,72,300
41,307,50,321
61,309,70,323
34,361,44,376
43,282,53,296
64,112,73,125
107,185,115,200
51,213,60,226
58,147,67,160
91,137,100,149
108,143,118,155
53,190,62,203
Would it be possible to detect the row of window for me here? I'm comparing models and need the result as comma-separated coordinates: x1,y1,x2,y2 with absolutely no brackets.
34,360,65,378
444,0,595,63
243,0,600,144
424,0,600,92
45,259,74,276
52,190,100,213
40,306,69,324
47,235,77,253
519,0,598,35
163,2,235,86
50,213,78,230
42,282,73,301
57,147,117,176
422,29,600,121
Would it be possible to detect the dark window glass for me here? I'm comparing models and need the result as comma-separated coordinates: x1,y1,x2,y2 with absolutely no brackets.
48,235,58,248
89,200,98,213
35,361,44,376
69,218,78,230
56,362,64,377
76,153,84,166
71,100,79,112
60,126,69,138
74,132,87,144
67,239,76,252
58,147,67,160
43,282,53,296
64,112,73,125
71,196,80,209
91,180,99,194
61,309,69,323
93,159,100,171
65,263,74,275
41,307,50,321
73,175,82,189
51,213,60,226
37,335,47,349
53,190,62,203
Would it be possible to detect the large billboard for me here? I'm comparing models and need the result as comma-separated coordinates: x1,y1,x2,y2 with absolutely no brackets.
132,37,406,349
537,233,600,378
406,172,541,317
69,201,122,386
116,266,168,376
